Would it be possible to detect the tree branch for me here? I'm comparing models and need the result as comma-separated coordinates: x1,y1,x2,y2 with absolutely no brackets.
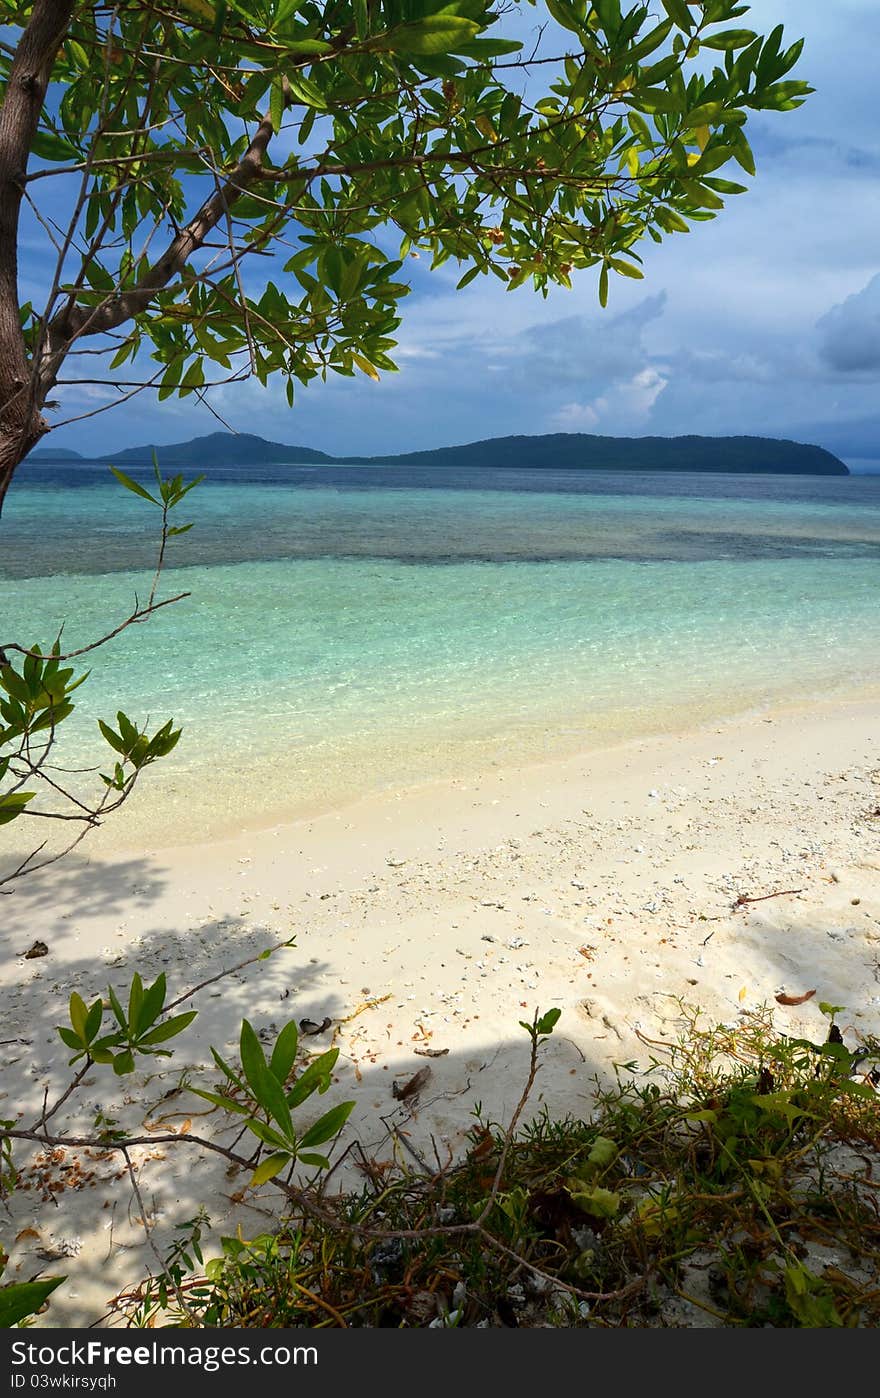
0,0,77,502
42,112,277,371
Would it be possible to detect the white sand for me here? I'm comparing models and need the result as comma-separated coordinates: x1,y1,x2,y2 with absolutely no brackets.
2,694,879,1325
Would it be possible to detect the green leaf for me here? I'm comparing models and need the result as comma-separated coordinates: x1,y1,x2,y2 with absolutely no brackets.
281,39,332,56
249,1151,291,1187
456,265,481,290
29,700,74,735
690,145,736,175
609,258,644,279
628,19,673,63
109,467,159,505
286,74,327,110
0,1277,65,1328
138,973,167,1033
298,1151,330,1169
84,998,104,1042
117,711,139,748
190,1088,250,1117
378,16,480,56
269,78,285,134
69,992,89,1040
837,1078,879,1101
536,1007,562,1036
685,101,725,127
298,1099,354,1149
454,38,522,58
239,1020,294,1139
269,1020,299,1083
586,1135,617,1171
352,352,380,381
239,1018,270,1095
660,0,692,33
569,1185,621,1219
136,1011,197,1046
701,29,757,51
107,984,127,1030
31,130,80,162
287,1048,339,1108
544,0,584,37
179,358,205,394
731,129,756,176
633,87,679,114
243,1116,291,1150
127,973,144,1037
783,1262,843,1328
750,1091,813,1124
210,1045,245,1091
0,792,36,825
98,719,125,755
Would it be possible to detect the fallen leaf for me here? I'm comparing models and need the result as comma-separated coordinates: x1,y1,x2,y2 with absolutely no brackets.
142,1116,190,1134
775,989,816,1007
23,941,49,959
738,986,748,1002
392,1066,431,1101
413,1047,449,1058
15,1228,41,1244
468,1128,494,1163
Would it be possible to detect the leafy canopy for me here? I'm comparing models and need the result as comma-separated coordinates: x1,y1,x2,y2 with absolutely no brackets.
2,0,810,426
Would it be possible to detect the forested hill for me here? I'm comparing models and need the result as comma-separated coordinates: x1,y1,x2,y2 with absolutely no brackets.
28,431,848,474
28,432,331,466
337,433,849,474
100,431,333,466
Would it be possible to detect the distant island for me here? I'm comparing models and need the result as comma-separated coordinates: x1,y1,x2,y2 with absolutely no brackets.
341,433,849,474
28,445,84,461
27,431,333,467
27,429,849,474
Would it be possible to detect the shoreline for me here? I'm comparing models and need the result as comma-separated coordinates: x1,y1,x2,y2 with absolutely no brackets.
2,691,878,1324
53,680,880,855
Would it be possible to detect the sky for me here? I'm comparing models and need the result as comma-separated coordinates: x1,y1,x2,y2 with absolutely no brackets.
22,1,880,467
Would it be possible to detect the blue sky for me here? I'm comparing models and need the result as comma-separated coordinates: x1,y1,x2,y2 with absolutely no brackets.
26,1,880,466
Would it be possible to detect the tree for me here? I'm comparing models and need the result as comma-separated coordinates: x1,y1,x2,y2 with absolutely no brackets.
0,0,810,508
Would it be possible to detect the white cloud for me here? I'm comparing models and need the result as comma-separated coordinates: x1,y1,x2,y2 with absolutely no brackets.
552,367,668,433
552,401,599,429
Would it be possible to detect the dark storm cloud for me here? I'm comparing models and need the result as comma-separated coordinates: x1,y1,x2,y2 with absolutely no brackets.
520,295,668,386
817,274,880,375
796,412,880,459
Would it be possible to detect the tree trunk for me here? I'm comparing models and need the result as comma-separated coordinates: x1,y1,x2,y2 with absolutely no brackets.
0,0,75,515
0,414,47,513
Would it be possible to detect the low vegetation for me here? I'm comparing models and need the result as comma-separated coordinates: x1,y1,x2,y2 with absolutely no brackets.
6,994,876,1330
118,1003,880,1329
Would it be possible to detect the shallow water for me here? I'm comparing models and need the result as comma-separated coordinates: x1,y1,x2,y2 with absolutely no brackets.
4,464,880,841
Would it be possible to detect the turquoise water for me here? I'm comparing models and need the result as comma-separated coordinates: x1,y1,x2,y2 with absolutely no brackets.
3,465,880,842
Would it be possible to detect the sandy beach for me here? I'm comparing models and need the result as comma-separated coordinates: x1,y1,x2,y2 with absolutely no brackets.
2,693,879,1325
